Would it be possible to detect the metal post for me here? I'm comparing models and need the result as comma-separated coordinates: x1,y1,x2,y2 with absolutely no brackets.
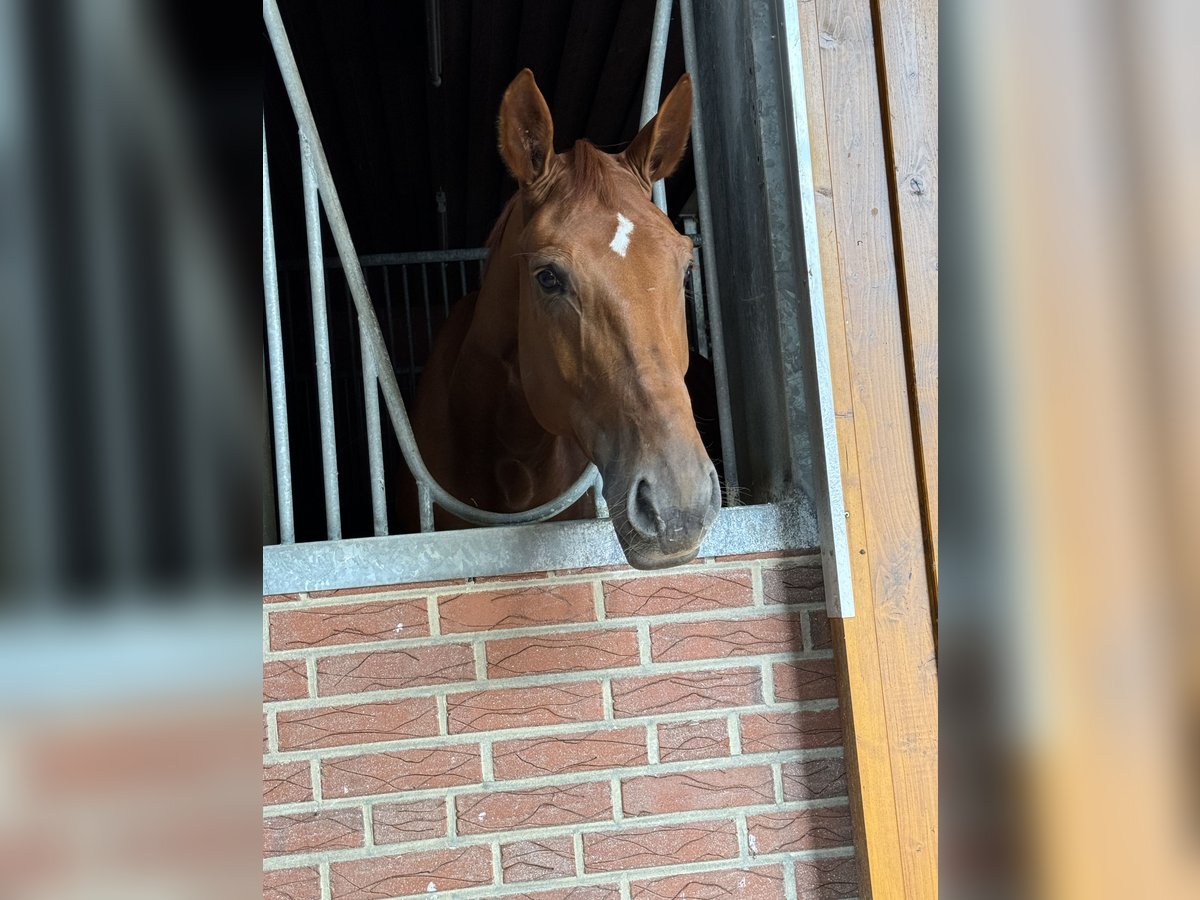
640,0,674,213
301,129,342,539
263,122,295,543
683,216,709,358
680,0,739,496
361,327,388,536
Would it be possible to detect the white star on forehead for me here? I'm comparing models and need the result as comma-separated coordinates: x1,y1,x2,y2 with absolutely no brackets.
609,212,634,257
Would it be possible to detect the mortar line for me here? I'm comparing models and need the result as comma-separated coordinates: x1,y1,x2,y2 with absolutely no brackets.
435,694,449,736
592,580,606,621
783,856,799,900
264,838,857,879
306,656,318,699
602,678,615,720
319,861,331,900
446,794,457,838
310,756,322,802
610,778,624,822
736,813,751,862
751,560,765,606
361,802,374,847
426,595,441,636
619,876,633,900
773,763,786,804
491,842,502,886
728,712,743,755
761,661,776,704
636,622,652,665
801,609,815,652
573,832,585,877
472,641,488,679
480,741,494,782
645,723,660,765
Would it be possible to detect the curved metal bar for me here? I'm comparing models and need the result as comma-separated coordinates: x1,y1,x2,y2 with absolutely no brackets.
263,0,598,528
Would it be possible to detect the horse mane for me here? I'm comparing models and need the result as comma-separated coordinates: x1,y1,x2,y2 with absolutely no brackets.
485,140,621,272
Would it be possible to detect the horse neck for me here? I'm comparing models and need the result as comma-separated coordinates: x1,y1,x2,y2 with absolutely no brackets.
470,197,526,354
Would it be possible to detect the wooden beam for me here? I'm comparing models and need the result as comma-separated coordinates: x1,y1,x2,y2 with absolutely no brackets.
798,0,939,896
873,0,939,609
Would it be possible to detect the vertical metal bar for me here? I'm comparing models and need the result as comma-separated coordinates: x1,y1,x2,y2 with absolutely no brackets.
640,0,674,213
680,0,739,495
402,265,417,396
301,129,342,539
263,122,295,543
592,471,609,519
683,217,709,357
420,264,433,348
418,484,434,533
439,261,450,317
361,323,389,536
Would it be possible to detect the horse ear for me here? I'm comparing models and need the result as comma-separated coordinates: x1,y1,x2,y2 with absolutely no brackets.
498,69,555,185
624,74,692,185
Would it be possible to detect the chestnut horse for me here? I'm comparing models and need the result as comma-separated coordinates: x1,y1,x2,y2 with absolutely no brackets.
409,69,719,569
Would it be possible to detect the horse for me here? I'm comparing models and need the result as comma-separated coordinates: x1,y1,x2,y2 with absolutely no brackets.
407,69,720,569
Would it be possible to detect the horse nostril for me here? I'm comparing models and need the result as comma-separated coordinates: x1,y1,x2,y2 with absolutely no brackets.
628,477,663,538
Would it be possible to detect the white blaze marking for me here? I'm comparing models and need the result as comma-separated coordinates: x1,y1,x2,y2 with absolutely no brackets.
609,212,634,257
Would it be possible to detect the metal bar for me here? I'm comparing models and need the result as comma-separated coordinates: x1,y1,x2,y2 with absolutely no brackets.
300,128,342,539
264,500,818,595
775,0,854,616
361,324,388,537
640,0,674,213
439,261,450,316
262,122,295,544
418,484,434,532
680,0,739,496
401,265,417,397
264,0,599,528
420,264,433,349
683,217,709,357
275,247,490,272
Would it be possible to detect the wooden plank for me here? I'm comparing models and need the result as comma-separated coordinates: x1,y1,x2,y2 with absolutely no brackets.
801,0,939,896
795,3,903,897
873,0,939,605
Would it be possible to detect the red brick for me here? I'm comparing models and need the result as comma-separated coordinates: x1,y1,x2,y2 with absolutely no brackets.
263,866,320,900
486,629,639,678
656,719,730,763
501,836,575,883
263,760,313,806
503,889,620,900
782,757,848,801
622,765,775,816
264,714,269,755
793,854,859,898
371,798,447,844
739,709,844,753
447,682,604,733
761,564,824,605
322,746,481,798
747,805,854,854
438,583,594,632
493,727,647,779
329,846,492,898
652,614,803,662
456,782,611,835
263,808,363,857
315,645,475,696
264,592,300,604
583,820,739,872
276,698,439,751
632,865,786,899
264,660,308,702
611,668,760,717
808,610,832,650
269,600,428,650
602,571,752,617
772,659,838,702
309,579,465,598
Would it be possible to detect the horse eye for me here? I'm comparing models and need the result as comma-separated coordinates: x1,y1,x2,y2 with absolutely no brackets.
535,268,560,291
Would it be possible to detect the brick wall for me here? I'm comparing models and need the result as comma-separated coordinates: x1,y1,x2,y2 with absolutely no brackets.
263,554,859,899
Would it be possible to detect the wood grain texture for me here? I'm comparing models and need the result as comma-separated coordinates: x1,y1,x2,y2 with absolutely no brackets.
798,0,939,896
874,0,939,605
